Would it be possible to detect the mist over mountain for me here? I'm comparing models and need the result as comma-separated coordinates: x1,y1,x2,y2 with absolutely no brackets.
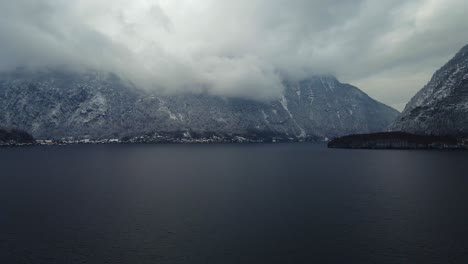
392,44,468,136
0,69,398,140
3,1,468,140
1,0,468,108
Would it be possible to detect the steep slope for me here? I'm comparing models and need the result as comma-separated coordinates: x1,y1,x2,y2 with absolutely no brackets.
281,77,399,137
0,69,398,139
392,44,468,136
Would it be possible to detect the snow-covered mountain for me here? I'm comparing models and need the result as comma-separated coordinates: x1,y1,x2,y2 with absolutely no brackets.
392,44,468,136
0,68,398,140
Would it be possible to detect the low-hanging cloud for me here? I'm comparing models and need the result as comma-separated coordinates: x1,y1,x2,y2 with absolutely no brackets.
1,0,468,107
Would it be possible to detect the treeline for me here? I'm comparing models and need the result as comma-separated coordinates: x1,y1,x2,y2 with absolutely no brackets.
121,129,320,143
0,128,36,144
328,132,464,149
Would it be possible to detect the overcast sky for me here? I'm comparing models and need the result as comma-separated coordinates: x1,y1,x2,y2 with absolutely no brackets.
1,0,468,110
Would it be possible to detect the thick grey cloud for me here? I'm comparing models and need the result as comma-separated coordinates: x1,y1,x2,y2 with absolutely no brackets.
1,0,467,108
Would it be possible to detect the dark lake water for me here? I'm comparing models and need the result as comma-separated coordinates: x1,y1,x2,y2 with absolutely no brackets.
1,143,468,264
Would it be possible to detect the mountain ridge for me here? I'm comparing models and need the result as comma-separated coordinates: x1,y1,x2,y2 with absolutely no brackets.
0,68,399,140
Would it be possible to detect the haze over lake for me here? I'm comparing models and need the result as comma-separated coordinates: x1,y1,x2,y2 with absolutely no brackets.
1,143,468,264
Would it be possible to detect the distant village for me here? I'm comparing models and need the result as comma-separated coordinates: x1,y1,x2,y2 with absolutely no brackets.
1,128,324,147
34,134,314,146
36,138,121,146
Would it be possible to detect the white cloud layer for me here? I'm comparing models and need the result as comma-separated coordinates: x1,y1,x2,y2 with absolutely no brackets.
1,0,468,108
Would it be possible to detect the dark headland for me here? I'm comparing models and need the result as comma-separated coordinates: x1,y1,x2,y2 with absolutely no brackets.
328,132,468,150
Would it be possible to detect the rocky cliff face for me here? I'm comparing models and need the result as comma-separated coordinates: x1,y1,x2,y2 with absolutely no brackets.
0,68,398,139
392,44,468,136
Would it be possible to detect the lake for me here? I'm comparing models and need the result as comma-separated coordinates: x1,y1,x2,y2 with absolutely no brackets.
1,143,468,263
